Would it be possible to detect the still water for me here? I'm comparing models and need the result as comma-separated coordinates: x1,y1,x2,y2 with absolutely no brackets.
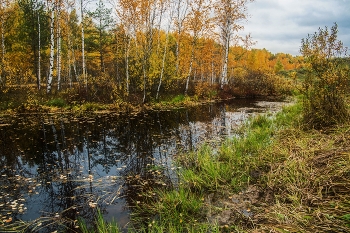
0,99,285,232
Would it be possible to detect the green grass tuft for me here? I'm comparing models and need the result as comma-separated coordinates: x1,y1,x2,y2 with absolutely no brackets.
79,209,121,233
46,98,66,107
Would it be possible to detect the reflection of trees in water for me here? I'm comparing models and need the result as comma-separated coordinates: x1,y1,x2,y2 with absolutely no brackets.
0,100,271,231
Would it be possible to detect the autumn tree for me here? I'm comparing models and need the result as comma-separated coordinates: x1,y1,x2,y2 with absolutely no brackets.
126,0,167,103
0,0,11,87
80,0,87,90
88,0,113,75
173,0,189,79
155,0,174,100
214,0,253,89
47,0,55,93
183,0,212,95
64,0,79,87
300,23,349,128
18,0,49,89
113,0,141,96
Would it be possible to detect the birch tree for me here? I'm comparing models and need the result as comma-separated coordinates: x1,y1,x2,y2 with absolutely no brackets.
18,0,48,90
138,0,158,103
173,0,189,78
114,0,136,96
214,0,253,89
64,0,75,87
155,0,173,100
123,0,161,103
0,0,9,86
56,0,62,90
80,0,86,90
37,7,41,89
47,0,55,93
184,0,212,94
66,6,79,86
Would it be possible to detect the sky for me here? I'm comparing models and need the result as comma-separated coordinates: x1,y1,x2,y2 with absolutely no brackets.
240,0,350,55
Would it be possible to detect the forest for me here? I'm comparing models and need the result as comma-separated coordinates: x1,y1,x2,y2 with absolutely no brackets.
0,0,301,110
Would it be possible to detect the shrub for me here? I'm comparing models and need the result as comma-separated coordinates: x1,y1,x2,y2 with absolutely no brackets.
300,23,349,129
194,82,216,99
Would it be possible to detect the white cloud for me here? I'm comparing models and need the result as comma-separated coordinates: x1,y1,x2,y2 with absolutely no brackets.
240,0,350,55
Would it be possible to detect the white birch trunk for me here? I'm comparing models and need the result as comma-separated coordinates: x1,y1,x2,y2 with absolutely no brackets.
142,64,146,103
156,30,170,100
185,43,195,95
0,14,5,85
67,30,72,88
156,2,174,100
47,3,55,94
220,23,230,89
71,45,78,82
211,60,214,85
0,1,5,85
124,37,130,95
81,0,86,90
57,3,61,91
37,13,41,90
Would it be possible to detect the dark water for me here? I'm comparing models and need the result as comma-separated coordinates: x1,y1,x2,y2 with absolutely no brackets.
0,99,286,232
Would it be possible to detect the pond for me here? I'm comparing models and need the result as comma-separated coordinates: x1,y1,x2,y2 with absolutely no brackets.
0,99,287,232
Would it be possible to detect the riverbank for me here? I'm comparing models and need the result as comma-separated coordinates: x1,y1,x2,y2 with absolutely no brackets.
0,82,292,117
128,99,350,232
0,95,287,118
0,93,214,115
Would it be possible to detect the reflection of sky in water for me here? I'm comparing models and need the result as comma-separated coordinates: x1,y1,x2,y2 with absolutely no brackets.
0,100,286,231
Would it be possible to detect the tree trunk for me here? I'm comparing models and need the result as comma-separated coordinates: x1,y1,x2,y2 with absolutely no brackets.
220,24,230,89
37,13,41,90
185,42,195,95
0,11,5,86
81,0,86,90
57,3,61,91
124,37,130,96
156,32,169,100
47,4,55,94
142,61,147,103
156,6,173,101
67,29,72,88
99,27,105,73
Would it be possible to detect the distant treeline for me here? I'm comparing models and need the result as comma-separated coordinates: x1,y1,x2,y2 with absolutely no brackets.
0,0,303,104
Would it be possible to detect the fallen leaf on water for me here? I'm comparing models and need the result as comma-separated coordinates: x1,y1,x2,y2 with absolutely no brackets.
89,202,97,208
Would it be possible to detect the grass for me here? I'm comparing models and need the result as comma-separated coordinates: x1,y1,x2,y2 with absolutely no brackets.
130,97,350,232
47,98,67,107
177,111,278,193
79,209,121,233
170,94,187,103
258,124,350,232
129,187,213,232
127,101,302,232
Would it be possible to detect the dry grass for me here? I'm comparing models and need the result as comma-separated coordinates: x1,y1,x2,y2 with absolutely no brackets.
252,124,350,232
176,101,350,232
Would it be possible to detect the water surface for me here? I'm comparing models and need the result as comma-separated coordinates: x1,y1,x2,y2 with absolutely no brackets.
0,99,286,232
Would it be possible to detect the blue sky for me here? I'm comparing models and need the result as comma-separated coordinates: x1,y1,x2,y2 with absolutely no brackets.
241,0,350,55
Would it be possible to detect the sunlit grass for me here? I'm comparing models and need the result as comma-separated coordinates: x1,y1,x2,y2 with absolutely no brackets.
128,101,302,231
79,209,121,233
131,98,350,231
